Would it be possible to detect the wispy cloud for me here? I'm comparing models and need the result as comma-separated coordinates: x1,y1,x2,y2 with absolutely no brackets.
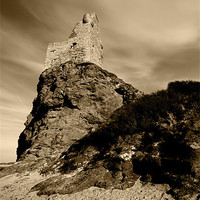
0,0,199,162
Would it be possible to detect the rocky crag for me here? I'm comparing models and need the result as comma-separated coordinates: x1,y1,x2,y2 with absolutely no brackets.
28,81,199,200
0,13,199,200
16,13,142,164
46,81,200,197
17,62,141,162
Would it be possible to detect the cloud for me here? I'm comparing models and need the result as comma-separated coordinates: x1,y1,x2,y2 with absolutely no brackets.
0,0,199,162
100,0,198,45
0,102,29,162
152,41,200,82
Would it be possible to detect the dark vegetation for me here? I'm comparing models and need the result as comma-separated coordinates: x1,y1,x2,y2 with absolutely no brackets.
60,81,200,199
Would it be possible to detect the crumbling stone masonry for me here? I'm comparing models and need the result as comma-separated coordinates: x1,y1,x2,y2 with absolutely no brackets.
44,12,103,69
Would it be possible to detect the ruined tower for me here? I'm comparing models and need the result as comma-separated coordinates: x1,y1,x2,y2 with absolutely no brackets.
44,12,103,69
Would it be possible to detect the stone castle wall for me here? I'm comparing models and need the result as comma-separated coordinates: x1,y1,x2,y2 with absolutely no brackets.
44,13,103,69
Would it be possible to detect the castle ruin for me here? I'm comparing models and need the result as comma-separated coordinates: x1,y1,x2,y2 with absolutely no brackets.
44,12,103,69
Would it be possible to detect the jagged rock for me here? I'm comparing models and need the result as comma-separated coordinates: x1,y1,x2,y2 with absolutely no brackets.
33,81,199,199
16,12,142,163
1,12,199,200
17,62,142,162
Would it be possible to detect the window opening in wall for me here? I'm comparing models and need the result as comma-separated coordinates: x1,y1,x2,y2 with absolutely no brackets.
70,42,77,49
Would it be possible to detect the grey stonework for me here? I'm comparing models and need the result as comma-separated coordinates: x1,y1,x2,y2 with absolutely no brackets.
44,12,103,69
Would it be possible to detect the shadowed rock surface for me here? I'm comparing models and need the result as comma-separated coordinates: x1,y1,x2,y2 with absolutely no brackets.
31,81,200,200
17,62,142,163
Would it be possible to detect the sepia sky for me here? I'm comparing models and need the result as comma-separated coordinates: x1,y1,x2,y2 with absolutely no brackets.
0,0,199,162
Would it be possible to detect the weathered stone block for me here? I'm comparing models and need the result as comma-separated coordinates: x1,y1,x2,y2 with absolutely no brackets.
44,12,103,69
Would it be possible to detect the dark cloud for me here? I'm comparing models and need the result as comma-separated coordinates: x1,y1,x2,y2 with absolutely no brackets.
1,0,38,24
1,0,46,40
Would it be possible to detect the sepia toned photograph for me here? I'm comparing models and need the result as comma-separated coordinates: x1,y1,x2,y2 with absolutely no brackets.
0,0,199,199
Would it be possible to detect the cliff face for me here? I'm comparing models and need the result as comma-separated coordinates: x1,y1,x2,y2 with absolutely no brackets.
17,62,142,161
17,12,142,162
31,81,200,199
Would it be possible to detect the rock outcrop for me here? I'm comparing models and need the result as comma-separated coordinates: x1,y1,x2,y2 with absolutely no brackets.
17,62,142,162
35,81,198,199
16,13,142,163
1,12,199,200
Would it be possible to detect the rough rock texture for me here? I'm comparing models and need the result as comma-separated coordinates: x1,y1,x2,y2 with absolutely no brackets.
1,12,199,200
17,12,142,164
32,81,199,200
17,62,142,162
45,12,103,69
